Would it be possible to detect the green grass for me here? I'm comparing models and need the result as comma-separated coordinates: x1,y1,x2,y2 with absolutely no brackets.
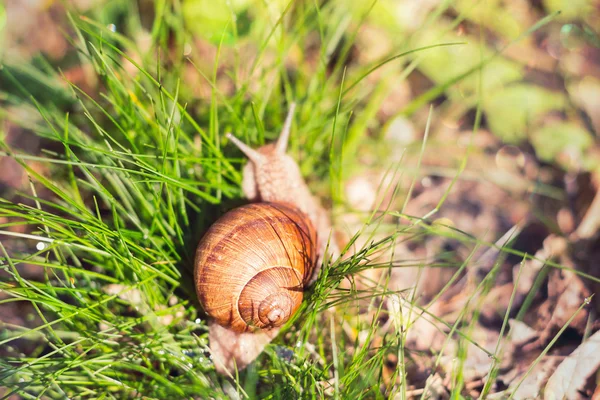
0,1,592,398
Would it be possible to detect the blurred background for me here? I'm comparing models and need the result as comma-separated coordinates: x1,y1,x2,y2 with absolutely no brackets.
1,0,600,398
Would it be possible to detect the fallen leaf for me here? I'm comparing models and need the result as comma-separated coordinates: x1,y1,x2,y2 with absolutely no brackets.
569,77,600,135
389,295,446,352
422,373,449,400
574,172,600,239
345,175,378,212
511,356,561,400
540,267,591,342
544,329,600,400
509,320,538,347
103,284,143,306
592,383,600,400
480,284,516,324
513,235,567,311
208,322,279,375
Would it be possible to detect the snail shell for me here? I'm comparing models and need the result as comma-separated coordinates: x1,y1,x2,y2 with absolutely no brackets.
195,202,317,333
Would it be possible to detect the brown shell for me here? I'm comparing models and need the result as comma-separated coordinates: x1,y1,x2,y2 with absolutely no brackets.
194,202,317,333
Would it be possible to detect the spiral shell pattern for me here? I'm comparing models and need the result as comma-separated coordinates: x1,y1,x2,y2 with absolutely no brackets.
195,203,317,332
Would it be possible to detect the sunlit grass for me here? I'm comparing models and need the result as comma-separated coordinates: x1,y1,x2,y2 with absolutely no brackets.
0,1,578,398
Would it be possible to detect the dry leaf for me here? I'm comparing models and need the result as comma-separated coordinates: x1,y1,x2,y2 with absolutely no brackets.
511,356,561,400
514,235,567,311
592,384,600,400
103,284,143,306
480,284,516,324
544,330,600,400
421,373,449,400
208,322,279,375
345,175,379,212
539,268,591,342
389,297,445,352
575,172,600,239
509,320,538,347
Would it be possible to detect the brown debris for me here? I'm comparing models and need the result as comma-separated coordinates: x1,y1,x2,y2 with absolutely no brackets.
544,329,600,400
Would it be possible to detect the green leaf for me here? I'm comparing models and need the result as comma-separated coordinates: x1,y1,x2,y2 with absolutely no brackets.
455,0,526,40
484,84,566,143
543,0,595,21
414,28,523,96
182,0,250,43
531,122,593,169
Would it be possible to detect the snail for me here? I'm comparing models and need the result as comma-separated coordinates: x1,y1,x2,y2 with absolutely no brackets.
194,103,336,374
195,202,318,333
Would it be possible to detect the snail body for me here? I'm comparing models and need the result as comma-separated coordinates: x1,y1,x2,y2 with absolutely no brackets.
194,103,335,373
